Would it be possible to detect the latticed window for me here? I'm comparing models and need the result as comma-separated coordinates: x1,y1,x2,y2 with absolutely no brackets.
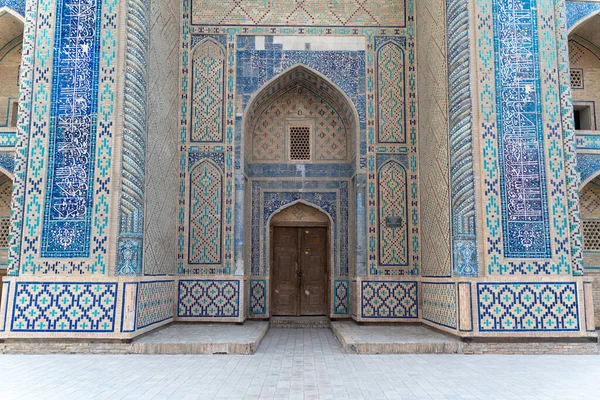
0,217,10,248
289,126,311,161
570,69,583,89
583,220,600,250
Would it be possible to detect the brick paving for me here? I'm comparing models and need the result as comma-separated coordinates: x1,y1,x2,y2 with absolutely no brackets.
0,328,598,399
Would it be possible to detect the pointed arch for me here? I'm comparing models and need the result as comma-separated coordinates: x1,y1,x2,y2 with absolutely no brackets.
242,64,359,166
188,159,223,264
191,38,225,143
378,160,408,267
376,41,405,144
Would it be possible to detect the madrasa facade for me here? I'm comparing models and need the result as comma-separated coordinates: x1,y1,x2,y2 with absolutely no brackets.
0,0,599,345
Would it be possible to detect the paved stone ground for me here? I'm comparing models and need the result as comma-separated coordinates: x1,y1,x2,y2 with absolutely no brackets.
0,328,599,399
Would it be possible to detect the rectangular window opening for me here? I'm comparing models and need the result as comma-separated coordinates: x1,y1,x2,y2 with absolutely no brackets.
289,125,311,161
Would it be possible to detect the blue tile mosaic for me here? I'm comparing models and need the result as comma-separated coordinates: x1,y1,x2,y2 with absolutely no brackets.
492,0,551,258
0,0,25,16
566,1,600,29
235,36,366,169
0,151,15,174
41,0,103,258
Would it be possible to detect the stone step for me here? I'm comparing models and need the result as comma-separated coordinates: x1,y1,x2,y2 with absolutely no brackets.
270,316,331,328
331,321,462,354
131,322,269,355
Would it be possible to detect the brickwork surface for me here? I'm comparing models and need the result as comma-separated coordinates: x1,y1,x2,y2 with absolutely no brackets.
0,328,599,399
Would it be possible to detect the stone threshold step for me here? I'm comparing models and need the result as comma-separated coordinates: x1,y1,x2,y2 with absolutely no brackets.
269,316,331,328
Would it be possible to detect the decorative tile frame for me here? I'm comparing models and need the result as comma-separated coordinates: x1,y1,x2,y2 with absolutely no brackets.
475,0,579,275
9,0,119,275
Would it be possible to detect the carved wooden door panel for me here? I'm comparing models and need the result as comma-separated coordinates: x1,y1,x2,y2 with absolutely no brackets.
271,227,299,316
300,228,328,315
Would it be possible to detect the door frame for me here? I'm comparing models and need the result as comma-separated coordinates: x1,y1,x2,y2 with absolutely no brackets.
269,206,331,318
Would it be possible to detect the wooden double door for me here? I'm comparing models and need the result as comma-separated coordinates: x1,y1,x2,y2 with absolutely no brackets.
271,227,328,316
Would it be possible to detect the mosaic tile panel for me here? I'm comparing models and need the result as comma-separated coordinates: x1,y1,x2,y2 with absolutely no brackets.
476,0,572,274
477,283,580,332
249,279,266,315
0,133,17,147
493,0,550,259
11,282,117,332
40,0,103,258
0,0,25,16
0,152,14,174
190,0,406,27
6,0,35,276
422,282,457,329
334,280,349,315
13,0,118,274
558,1,585,277
577,154,600,184
376,42,405,144
188,160,222,265
191,39,225,143
566,1,600,29
378,160,408,267
178,280,240,318
361,281,418,319
136,281,174,330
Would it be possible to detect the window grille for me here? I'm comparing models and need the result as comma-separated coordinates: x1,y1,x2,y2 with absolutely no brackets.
289,126,311,161
0,217,9,248
570,69,583,89
583,220,600,250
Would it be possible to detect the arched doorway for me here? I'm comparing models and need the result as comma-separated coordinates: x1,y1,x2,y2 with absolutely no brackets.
269,202,330,316
241,64,359,318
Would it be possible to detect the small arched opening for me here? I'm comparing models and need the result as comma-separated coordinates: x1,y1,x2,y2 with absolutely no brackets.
269,202,331,317
0,9,23,131
580,173,600,327
568,12,600,132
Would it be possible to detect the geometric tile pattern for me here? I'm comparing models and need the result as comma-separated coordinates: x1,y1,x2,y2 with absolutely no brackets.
377,42,405,144
252,86,348,162
41,0,103,258
178,280,239,318
334,280,349,315
361,281,418,318
11,282,117,332
191,39,225,143
378,160,408,267
188,160,222,264
566,1,600,30
422,282,457,329
136,281,174,330
190,0,406,27
477,283,580,331
249,280,266,315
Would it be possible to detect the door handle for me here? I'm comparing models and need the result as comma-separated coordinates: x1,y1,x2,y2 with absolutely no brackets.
296,269,303,277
